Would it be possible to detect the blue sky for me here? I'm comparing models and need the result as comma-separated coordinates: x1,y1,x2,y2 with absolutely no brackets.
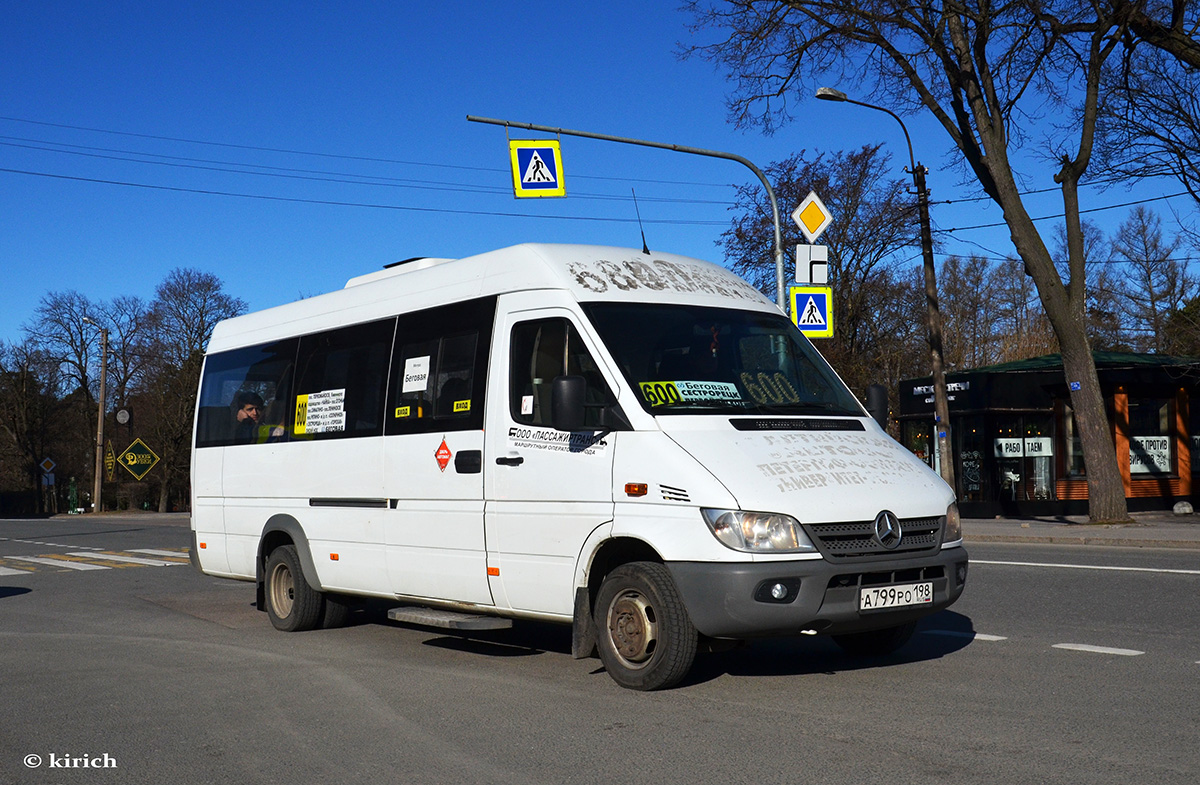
2,1,1195,343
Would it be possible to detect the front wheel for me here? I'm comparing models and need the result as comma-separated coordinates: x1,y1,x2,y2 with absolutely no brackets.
264,544,322,632
831,621,917,656
593,562,697,691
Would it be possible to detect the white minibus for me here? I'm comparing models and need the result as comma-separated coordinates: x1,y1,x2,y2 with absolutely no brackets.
190,243,968,690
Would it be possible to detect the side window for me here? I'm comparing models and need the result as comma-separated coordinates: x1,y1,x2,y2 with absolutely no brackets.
509,318,611,428
195,339,297,448
386,297,495,435
292,318,396,441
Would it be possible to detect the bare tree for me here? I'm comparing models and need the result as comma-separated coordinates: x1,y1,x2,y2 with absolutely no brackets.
990,257,1059,362
684,0,1176,521
101,295,155,410
141,269,246,512
1050,220,1129,351
939,255,1000,369
0,340,61,513
24,290,97,399
1112,206,1192,352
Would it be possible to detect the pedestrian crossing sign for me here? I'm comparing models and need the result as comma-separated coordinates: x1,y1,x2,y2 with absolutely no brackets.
509,139,565,198
789,285,834,338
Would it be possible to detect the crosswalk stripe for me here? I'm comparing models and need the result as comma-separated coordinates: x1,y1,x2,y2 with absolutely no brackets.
0,566,32,576
10,556,110,571
129,549,190,559
68,552,180,567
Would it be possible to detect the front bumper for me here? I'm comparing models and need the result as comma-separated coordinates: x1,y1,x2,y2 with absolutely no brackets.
667,546,968,639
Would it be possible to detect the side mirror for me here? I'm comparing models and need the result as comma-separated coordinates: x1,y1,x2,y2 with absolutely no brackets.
551,375,587,432
865,384,889,430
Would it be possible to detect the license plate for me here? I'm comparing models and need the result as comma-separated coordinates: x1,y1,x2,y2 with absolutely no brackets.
859,582,933,611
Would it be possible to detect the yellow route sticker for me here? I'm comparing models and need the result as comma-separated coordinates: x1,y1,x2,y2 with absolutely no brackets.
640,381,681,407
453,400,471,413
294,394,309,435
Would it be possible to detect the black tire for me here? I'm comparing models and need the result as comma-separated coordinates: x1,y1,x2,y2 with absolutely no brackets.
319,592,353,629
831,621,917,656
593,562,697,691
264,544,322,632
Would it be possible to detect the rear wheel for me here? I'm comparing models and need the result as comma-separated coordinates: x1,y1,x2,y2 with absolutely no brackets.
265,544,322,632
594,562,697,691
831,621,917,656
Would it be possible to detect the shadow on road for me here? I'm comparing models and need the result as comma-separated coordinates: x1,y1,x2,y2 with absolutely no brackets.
363,605,980,687
0,586,33,600
681,610,977,686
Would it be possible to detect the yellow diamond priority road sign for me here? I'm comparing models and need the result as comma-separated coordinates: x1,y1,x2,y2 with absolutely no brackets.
119,438,160,481
792,191,833,243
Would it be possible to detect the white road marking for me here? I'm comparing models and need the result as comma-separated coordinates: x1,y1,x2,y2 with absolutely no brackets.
973,559,1200,576
9,556,109,571
922,630,1007,641
1053,643,1144,656
0,566,31,576
68,552,179,567
130,549,189,559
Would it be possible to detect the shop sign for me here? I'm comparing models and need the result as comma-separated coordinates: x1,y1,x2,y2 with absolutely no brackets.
1024,437,1053,457
1130,436,1171,474
994,438,1024,458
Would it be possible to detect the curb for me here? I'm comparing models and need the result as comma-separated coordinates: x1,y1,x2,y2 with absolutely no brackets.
965,533,1200,550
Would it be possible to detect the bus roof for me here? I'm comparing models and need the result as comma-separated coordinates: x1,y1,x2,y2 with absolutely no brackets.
206,243,776,353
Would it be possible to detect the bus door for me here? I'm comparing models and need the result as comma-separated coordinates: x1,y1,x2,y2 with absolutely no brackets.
383,299,496,605
485,298,617,616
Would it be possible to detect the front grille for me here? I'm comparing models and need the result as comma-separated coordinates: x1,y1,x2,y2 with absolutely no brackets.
804,516,943,560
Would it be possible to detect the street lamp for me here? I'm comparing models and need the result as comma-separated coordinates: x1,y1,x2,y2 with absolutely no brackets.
81,317,108,514
815,87,956,490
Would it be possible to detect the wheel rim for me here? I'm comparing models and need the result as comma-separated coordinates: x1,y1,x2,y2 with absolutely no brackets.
605,588,658,668
269,561,295,619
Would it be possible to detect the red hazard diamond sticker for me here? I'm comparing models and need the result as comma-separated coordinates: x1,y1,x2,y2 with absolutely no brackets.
434,437,452,472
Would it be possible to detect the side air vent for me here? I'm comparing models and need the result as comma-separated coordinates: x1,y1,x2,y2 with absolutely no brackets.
659,484,691,503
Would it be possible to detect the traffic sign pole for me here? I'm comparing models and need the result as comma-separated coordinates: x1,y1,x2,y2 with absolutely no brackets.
82,319,108,513
468,115,788,310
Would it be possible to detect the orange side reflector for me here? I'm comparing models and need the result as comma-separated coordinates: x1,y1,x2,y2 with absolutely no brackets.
625,483,649,497
199,542,207,549
330,553,339,561
487,567,500,577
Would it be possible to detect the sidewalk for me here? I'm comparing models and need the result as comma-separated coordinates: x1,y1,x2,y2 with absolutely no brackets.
964,511,1200,550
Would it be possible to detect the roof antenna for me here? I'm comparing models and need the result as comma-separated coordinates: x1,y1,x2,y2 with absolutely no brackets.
631,188,651,255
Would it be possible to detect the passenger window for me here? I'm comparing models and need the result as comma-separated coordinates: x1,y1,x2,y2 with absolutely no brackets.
195,339,298,447
386,298,495,435
509,318,611,428
292,318,396,440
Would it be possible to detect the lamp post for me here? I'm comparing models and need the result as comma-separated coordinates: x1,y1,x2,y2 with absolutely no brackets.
815,87,955,490
81,317,108,513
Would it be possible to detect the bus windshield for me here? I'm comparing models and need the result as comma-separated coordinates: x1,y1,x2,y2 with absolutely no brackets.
582,302,864,417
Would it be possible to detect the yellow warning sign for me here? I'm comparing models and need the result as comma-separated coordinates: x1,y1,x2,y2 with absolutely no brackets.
105,440,116,482
119,438,160,481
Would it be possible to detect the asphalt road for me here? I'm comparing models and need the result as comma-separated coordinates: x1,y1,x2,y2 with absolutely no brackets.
2,516,1198,784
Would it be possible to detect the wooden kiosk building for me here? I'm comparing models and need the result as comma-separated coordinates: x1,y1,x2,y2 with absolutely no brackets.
898,352,1200,517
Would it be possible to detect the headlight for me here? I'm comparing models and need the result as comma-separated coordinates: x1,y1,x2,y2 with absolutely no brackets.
943,501,963,544
701,509,817,553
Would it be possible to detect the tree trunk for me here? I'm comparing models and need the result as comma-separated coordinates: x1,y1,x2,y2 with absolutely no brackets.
1057,326,1131,523
158,478,169,513
1002,184,1131,524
